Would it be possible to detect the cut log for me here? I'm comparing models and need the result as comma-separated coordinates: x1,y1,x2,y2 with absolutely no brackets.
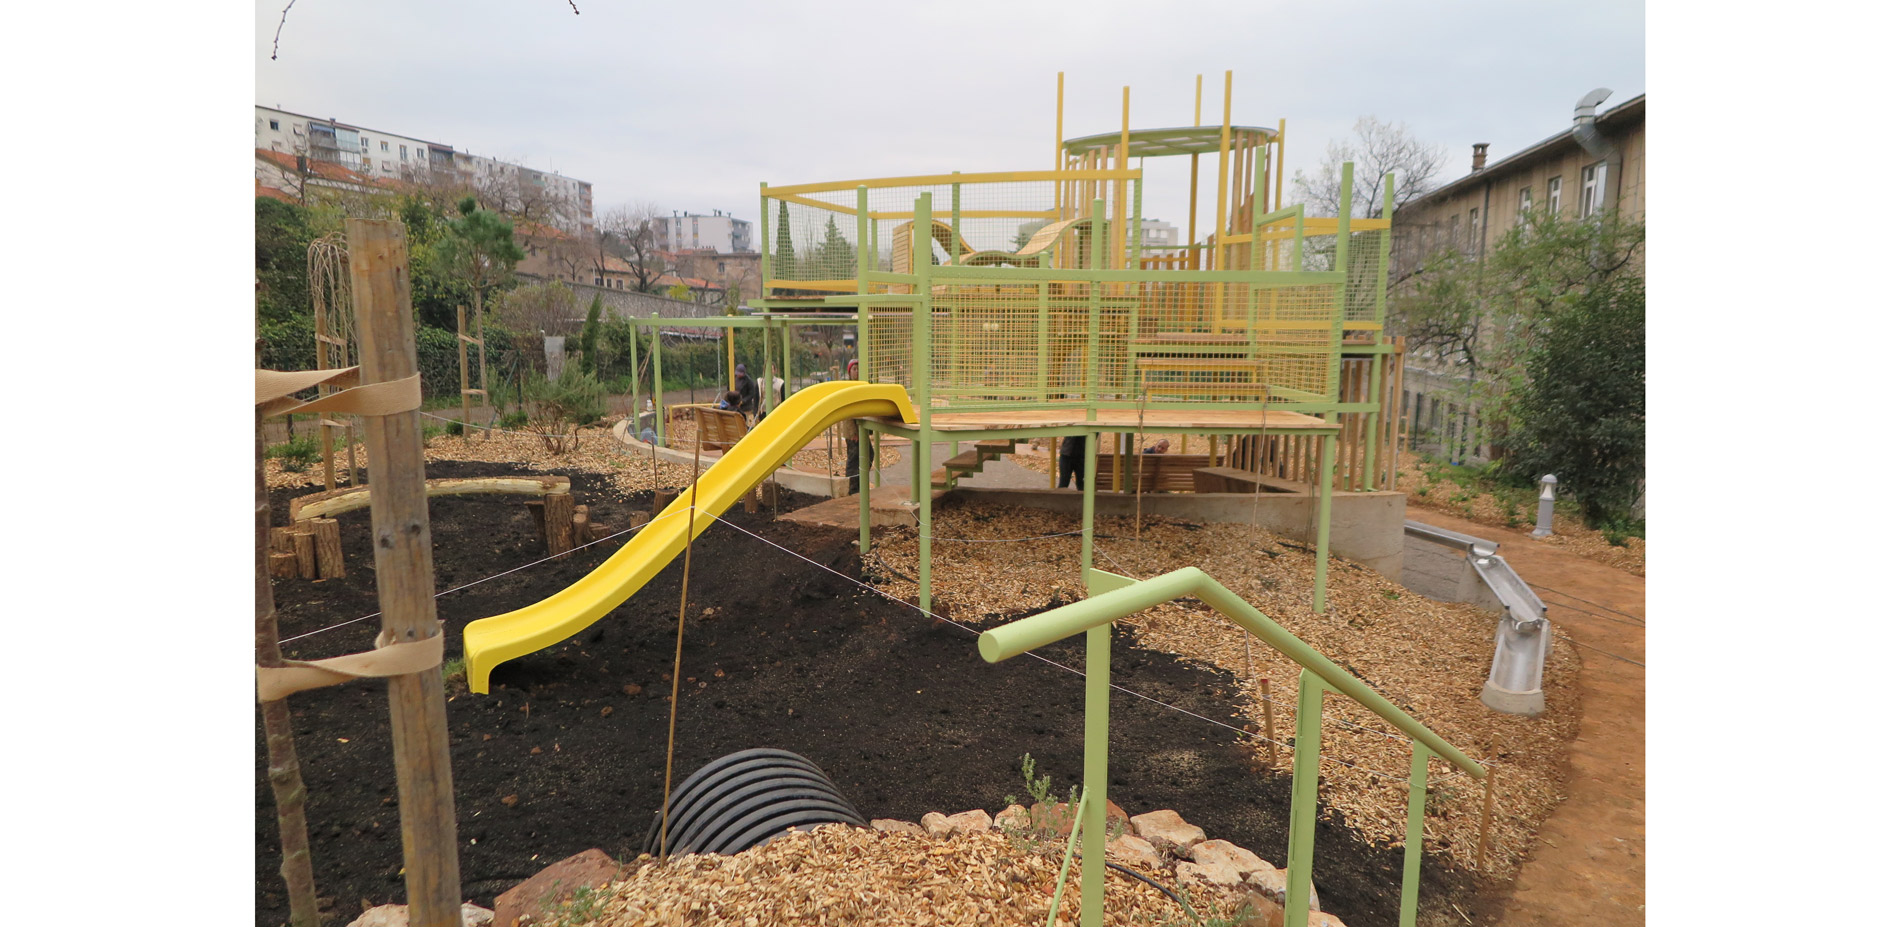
572,505,590,549
629,511,651,531
289,475,571,522
292,530,317,579
743,487,760,514
652,490,678,515
311,518,345,580
760,481,780,508
268,550,300,579
544,493,575,557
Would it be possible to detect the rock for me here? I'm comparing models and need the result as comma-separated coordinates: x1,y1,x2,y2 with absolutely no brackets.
493,848,620,927
1106,834,1163,869
1233,889,1284,927
1191,839,1273,882
993,804,1029,832
870,818,924,836
1244,866,1323,914
346,903,494,927
1175,858,1245,888
1129,809,1206,857
922,809,992,837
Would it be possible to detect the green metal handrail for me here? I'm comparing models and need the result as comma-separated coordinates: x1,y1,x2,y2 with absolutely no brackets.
979,567,1485,927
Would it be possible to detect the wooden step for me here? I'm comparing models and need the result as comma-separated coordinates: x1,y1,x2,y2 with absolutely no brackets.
943,450,985,473
974,439,1015,449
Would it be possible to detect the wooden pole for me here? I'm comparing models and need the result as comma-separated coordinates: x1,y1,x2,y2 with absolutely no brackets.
457,305,472,440
1188,75,1202,271
258,406,323,927
344,218,460,927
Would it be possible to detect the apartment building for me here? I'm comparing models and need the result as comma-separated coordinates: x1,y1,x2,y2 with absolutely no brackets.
254,105,594,229
1389,89,1644,463
650,211,754,254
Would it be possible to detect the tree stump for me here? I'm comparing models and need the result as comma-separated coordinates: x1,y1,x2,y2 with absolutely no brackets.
311,518,345,580
544,493,575,558
268,550,300,579
270,526,298,555
743,488,760,514
292,529,317,579
629,511,651,532
760,480,781,508
572,505,590,550
652,490,678,516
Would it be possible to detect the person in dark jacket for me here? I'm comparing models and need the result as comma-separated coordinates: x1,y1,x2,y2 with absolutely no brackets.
1057,434,1087,489
734,363,760,420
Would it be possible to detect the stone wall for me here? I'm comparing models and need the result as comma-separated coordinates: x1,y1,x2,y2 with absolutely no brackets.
515,273,725,321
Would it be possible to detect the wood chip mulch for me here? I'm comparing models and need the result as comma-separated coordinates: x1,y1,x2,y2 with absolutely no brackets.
866,501,1582,877
577,825,1235,927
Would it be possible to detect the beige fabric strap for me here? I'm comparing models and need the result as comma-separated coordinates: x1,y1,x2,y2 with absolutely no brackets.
256,367,422,419
257,626,445,702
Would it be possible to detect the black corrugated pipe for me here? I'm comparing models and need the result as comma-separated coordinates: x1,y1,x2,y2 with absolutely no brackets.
645,748,868,857
1571,88,1622,215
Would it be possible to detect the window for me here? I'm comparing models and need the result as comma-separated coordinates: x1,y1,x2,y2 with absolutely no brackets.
1468,208,1480,250
269,119,280,131
380,141,389,151
1580,161,1607,218
382,160,392,171
361,138,369,151
1517,187,1533,224
1546,177,1563,215
400,145,408,161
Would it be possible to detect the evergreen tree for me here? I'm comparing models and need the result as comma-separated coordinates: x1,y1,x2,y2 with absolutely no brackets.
430,197,526,329
772,200,796,293
578,294,604,377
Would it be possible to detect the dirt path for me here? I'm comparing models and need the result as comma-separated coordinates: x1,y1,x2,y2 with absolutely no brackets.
1407,509,1646,926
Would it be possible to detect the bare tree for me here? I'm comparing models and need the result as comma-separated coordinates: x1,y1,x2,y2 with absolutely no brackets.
598,202,667,293
1293,117,1448,219
497,279,581,334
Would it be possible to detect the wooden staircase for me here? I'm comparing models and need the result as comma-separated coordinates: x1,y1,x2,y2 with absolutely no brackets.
930,440,1018,492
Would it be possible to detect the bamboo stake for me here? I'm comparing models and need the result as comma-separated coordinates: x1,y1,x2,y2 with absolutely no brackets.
659,439,704,858
458,305,472,442
257,407,322,927
1476,771,1497,870
345,218,459,927
1256,675,1278,767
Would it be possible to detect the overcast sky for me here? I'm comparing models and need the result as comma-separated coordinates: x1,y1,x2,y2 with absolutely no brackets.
255,0,1643,234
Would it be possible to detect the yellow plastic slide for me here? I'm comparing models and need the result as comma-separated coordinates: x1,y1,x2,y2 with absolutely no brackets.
463,381,917,693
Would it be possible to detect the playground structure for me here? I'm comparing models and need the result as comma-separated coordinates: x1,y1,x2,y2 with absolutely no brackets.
629,71,1405,619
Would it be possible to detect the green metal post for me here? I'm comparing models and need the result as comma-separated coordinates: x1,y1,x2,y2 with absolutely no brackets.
1362,173,1397,491
781,316,793,405
1086,198,1105,422
1313,425,1335,612
1285,670,1324,927
1399,742,1429,927
949,173,962,265
1080,431,1098,575
1036,253,1051,403
650,314,665,447
912,193,934,616
856,186,874,552
761,314,774,417
1081,622,1109,927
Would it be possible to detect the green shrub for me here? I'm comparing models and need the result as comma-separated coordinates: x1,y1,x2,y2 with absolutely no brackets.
525,365,607,454
267,433,321,472
497,409,530,430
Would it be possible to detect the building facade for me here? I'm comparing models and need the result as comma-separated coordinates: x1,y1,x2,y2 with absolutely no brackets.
254,105,594,230
650,211,753,254
1389,90,1644,463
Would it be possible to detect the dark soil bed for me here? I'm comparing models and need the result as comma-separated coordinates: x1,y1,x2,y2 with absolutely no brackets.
258,460,1479,927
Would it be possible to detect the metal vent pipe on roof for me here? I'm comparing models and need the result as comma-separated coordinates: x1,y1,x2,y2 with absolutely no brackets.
1571,88,1622,216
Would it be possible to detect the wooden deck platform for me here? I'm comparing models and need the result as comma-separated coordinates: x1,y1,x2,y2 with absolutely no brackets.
870,408,1337,433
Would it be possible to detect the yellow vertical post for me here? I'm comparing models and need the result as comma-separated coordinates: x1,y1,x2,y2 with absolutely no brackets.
1188,74,1202,271
1056,71,1066,223
1213,71,1233,272
1274,118,1287,212
1117,86,1130,271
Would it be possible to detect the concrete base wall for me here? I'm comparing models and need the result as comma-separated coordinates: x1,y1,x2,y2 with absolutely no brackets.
956,487,1406,580
1400,530,1506,613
